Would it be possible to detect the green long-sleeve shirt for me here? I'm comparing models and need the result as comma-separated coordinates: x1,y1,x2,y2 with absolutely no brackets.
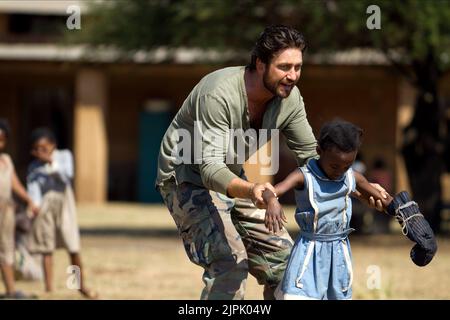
156,66,318,195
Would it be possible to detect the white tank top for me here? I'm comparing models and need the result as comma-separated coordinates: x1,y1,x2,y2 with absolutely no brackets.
0,153,13,201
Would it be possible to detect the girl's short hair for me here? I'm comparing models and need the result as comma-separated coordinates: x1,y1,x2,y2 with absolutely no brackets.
318,120,363,152
30,127,57,146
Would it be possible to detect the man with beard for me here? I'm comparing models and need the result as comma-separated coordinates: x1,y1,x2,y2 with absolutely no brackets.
156,25,386,300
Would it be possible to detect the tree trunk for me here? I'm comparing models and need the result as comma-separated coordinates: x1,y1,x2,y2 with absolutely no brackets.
401,52,445,233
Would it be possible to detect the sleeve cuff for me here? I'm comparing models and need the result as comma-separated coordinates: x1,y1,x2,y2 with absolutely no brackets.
207,167,239,196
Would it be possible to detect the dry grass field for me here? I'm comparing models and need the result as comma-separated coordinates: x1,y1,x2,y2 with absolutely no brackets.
4,203,449,300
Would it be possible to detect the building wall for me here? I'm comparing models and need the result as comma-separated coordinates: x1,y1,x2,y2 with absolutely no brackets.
439,71,450,204
106,64,217,201
0,62,74,180
274,65,399,202
1,61,447,203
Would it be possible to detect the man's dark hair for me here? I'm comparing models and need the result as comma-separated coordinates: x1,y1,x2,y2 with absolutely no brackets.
30,127,57,146
318,120,363,153
247,25,307,71
0,118,10,139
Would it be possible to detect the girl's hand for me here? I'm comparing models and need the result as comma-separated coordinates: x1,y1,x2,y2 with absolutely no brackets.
28,202,40,217
368,183,390,211
264,199,287,234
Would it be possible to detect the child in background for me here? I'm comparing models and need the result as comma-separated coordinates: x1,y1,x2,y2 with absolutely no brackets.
263,120,387,299
262,120,435,300
0,119,38,298
27,127,98,299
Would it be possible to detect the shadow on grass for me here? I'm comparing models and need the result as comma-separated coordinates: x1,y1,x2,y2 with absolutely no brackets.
80,227,179,238
80,227,450,240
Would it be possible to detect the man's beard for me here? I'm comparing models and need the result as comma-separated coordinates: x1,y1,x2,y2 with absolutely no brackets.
262,69,294,99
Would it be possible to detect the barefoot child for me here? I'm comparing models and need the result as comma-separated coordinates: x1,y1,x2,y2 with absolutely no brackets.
0,119,38,298
26,127,98,299
263,120,436,300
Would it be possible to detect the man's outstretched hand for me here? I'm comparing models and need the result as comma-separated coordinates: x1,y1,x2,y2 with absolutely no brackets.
251,182,277,209
354,183,390,211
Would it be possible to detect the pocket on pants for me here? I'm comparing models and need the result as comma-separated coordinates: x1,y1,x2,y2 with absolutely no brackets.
181,216,233,268
338,240,353,292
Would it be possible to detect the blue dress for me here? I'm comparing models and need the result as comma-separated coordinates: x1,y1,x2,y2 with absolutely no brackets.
276,158,356,300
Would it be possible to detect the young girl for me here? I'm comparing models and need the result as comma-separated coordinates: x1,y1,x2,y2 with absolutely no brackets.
263,120,394,300
26,127,98,299
0,119,38,298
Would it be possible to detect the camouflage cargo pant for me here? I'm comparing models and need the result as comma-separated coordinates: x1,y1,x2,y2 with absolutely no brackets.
157,180,293,300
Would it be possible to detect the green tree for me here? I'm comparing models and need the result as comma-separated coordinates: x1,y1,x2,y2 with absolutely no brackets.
77,0,450,232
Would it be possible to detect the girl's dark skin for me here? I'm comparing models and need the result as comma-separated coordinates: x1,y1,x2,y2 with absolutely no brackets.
262,146,393,233
30,137,55,164
0,129,38,297
30,137,98,299
0,130,39,215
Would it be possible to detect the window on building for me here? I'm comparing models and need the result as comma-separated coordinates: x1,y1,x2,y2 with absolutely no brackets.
8,14,66,39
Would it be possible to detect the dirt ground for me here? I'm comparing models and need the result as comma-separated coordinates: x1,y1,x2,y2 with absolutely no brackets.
4,203,449,300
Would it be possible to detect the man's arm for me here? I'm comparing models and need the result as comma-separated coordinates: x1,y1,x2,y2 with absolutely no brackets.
195,94,278,207
227,163,305,208
225,178,262,204
196,94,240,195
